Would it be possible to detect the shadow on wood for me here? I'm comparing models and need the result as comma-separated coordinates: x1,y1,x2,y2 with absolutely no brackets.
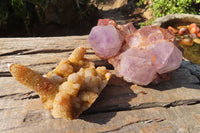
146,66,200,91
80,75,137,124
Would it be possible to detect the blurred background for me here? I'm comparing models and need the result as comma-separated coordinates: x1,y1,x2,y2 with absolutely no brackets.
0,0,199,37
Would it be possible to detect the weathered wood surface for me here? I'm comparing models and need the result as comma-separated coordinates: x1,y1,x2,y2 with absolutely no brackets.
0,36,200,133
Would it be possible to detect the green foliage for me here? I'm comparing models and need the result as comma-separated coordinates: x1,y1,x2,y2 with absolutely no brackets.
0,0,49,26
139,18,156,27
137,0,200,26
151,0,200,17
136,0,147,7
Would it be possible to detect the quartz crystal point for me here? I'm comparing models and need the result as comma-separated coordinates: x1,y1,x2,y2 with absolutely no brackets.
88,25,123,59
88,19,182,85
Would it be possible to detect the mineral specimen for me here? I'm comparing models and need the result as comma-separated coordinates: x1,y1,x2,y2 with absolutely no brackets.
88,19,182,85
10,47,111,120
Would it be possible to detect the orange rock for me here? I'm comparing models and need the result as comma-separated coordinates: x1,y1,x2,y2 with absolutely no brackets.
189,23,199,34
197,32,200,38
177,25,188,30
181,38,194,46
168,26,178,34
178,27,187,35
97,19,117,27
193,38,200,44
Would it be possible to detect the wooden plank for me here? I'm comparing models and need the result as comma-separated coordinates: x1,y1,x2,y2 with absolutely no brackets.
0,36,200,132
0,36,103,75
0,99,199,132
0,36,89,55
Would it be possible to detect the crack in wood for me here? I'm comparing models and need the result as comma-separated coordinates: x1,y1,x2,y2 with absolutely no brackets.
19,94,40,100
98,118,166,133
0,48,76,57
0,49,31,57
0,72,11,77
131,99,200,109
0,93,22,98
85,52,96,55
0,107,23,112
27,62,58,67
21,48,74,55
164,99,200,107
85,99,200,115
0,91,39,100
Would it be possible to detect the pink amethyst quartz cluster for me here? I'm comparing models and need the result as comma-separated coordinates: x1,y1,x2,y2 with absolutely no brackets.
88,19,183,85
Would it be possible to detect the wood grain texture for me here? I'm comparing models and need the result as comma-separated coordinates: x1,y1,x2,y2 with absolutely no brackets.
0,36,200,133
